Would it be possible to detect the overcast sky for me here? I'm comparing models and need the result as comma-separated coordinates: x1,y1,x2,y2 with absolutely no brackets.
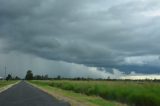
0,0,160,78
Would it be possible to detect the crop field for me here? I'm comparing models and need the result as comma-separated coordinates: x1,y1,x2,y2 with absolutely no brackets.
31,80,160,106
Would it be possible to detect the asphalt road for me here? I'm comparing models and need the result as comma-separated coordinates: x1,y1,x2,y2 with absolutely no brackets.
0,81,70,106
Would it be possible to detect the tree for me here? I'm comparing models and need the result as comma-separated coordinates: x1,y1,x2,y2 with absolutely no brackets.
57,75,61,80
34,75,42,80
25,70,33,80
6,74,12,80
44,74,48,80
14,76,20,80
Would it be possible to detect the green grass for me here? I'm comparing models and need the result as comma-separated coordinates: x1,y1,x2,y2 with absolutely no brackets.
29,80,127,106
31,80,160,106
0,80,18,89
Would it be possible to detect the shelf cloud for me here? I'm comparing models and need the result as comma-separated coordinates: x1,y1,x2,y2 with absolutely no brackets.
0,0,160,78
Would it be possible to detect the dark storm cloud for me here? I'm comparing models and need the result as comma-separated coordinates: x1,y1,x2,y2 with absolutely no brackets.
0,0,160,74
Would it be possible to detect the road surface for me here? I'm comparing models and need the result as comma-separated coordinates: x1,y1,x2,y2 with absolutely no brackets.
0,81,70,106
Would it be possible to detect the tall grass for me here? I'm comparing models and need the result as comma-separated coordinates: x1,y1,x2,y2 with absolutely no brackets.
48,80,160,106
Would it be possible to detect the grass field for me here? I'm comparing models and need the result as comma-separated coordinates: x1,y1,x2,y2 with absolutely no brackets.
30,80,160,106
0,80,18,88
30,80,127,106
0,80,18,92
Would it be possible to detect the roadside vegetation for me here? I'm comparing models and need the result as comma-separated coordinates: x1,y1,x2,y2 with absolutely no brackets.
30,80,160,106
30,80,127,106
0,80,18,89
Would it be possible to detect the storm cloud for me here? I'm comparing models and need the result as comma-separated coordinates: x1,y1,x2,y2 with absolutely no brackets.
0,0,160,78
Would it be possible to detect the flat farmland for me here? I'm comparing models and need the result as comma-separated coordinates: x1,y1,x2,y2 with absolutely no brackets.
30,80,160,106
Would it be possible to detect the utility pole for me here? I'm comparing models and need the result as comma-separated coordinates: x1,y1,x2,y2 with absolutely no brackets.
4,65,6,80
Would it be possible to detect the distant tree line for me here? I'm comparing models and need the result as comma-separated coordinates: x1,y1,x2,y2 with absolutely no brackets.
25,70,160,82
4,70,160,82
5,74,21,81
25,70,49,80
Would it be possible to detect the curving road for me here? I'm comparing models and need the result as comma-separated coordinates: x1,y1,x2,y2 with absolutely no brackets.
0,81,70,106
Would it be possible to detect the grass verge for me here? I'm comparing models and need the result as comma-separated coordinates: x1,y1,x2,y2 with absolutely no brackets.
29,80,127,106
49,80,160,106
0,80,19,93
